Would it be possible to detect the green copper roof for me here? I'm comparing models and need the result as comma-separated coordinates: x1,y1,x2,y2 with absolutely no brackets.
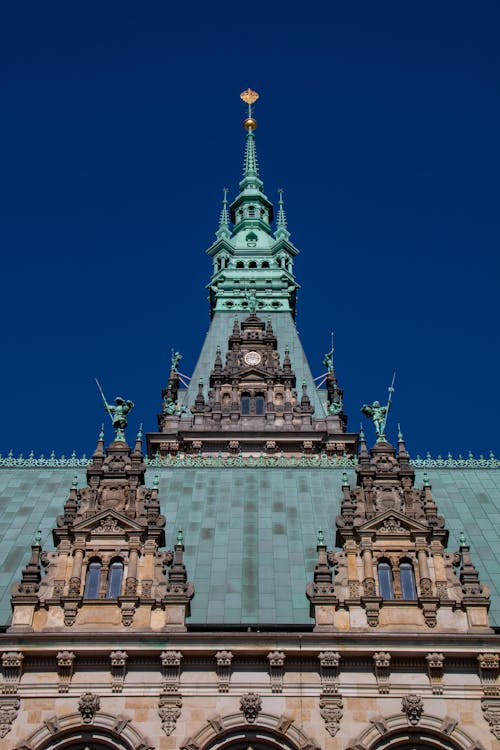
0,465,500,628
179,311,326,417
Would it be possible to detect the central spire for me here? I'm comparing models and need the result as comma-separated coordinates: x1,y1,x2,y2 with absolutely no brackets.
206,90,300,318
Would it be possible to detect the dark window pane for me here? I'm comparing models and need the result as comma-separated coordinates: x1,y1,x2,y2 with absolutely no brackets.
378,562,393,599
255,396,265,415
84,561,101,599
241,396,250,415
400,562,417,600
107,561,124,598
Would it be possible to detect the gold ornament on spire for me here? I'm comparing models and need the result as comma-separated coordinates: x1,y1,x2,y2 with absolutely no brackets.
240,88,259,131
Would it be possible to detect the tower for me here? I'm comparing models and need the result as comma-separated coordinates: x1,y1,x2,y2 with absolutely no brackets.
1,91,500,750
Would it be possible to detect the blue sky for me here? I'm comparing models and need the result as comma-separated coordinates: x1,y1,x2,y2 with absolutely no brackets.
1,1,498,458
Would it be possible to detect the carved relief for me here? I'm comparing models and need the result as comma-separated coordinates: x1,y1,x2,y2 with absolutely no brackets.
319,695,343,736
161,650,183,692
268,651,285,693
110,651,128,693
240,692,262,723
78,692,100,723
215,650,233,693
478,653,500,695
1,652,23,694
482,697,500,738
56,651,75,693
0,696,20,738
373,652,391,694
318,651,340,694
159,694,182,735
401,694,423,725
425,652,444,694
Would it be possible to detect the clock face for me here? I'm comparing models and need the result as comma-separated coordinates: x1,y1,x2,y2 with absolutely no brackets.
244,350,262,366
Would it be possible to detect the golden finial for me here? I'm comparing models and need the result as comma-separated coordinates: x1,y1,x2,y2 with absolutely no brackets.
240,88,259,131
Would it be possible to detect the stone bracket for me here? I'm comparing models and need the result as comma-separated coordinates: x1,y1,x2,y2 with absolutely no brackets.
110,651,128,693
426,652,444,694
161,650,183,693
318,651,340,694
373,652,391,694
268,651,285,693
56,651,75,693
478,653,500,696
215,651,233,693
1,652,24,694
319,693,343,737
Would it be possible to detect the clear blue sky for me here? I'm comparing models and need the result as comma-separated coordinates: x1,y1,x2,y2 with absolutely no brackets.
1,1,498,458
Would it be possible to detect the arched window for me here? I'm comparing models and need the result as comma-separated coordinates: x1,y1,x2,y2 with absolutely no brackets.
261,260,269,268
378,560,394,599
255,395,265,415
107,559,124,598
249,260,257,269
399,559,417,600
236,261,244,269
84,559,102,599
241,394,251,415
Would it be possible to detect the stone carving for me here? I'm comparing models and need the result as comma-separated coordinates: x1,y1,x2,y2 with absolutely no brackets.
215,651,233,693
478,653,500,695
481,697,500,738
78,692,100,723
161,650,183,692
110,651,128,693
158,695,182,736
319,695,343,736
56,651,75,693
0,696,20,738
401,694,423,725
426,653,444,694
318,651,340,694
63,601,78,627
99,516,118,532
373,652,391,694
268,651,285,693
121,602,135,627
363,577,376,597
240,692,262,723
1,652,24,694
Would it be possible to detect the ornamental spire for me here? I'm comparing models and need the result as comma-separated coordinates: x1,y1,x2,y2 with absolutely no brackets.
216,187,230,240
239,89,263,191
275,188,290,240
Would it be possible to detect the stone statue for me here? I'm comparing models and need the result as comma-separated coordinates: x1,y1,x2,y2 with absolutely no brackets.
245,288,259,313
327,399,343,416
361,400,388,440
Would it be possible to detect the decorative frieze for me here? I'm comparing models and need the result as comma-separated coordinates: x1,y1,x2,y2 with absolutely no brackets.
56,651,75,693
478,653,500,695
425,652,444,694
78,692,100,724
401,694,423,725
159,694,182,735
161,650,183,692
318,651,340,694
110,651,128,693
1,652,24,694
319,694,343,737
215,650,233,693
268,651,285,693
240,692,262,723
373,652,391,694
0,696,20,738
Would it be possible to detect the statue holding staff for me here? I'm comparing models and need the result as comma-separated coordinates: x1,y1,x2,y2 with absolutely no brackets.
361,373,396,441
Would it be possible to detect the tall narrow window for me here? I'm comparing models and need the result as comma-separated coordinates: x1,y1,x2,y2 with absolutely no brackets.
378,561,394,599
248,206,255,217
84,560,102,599
241,395,251,415
399,560,417,600
107,560,124,598
255,395,265,415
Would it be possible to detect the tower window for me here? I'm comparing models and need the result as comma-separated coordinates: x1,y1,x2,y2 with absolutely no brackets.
261,261,269,268
107,559,124,598
399,560,417,600
249,261,257,269
241,394,251,415
236,261,244,269
248,206,256,217
255,395,265,415
84,560,102,599
378,561,394,599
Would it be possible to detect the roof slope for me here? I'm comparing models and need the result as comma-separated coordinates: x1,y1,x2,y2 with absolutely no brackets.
180,311,326,416
0,466,499,627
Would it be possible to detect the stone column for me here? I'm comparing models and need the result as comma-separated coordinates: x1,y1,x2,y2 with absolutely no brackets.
126,548,139,595
418,548,433,596
68,548,84,596
362,547,376,596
